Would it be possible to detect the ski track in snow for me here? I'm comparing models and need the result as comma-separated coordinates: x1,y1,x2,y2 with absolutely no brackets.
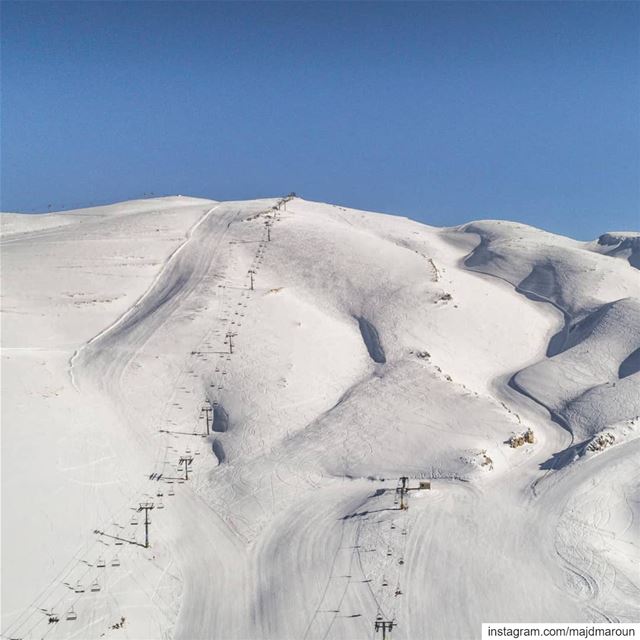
67,203,223,391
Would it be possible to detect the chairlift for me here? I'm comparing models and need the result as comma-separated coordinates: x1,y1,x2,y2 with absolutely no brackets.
96,556,106,568
386,548,392,557
156,490,163,497
115,537,124,546
401,529,407,536
382,579,388,587
130,515,139,526
157,500,165,509
66,607,78,621
74,581,85,593
90,580,101,592
111,555,121,567
168,486,175,496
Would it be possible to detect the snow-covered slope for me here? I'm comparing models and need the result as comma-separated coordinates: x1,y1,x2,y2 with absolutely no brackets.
460,220,640,450
2,197,638,640
588,232,640,269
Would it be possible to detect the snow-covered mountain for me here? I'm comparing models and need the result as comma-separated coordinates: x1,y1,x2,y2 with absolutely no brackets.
1,197,638,640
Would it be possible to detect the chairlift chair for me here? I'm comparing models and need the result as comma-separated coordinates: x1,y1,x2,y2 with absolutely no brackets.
130,515,139,526
96,556,106,568
111,555,121,567
90,580,101,592
74,581,85,593
157,500,164,509
66,607,78,621
168,486,175,496
115,538,124,546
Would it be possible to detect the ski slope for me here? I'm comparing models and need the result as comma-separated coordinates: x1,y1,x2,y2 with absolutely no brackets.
1,196,639,640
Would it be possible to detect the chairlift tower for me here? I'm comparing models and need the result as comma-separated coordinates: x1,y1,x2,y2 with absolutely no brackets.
225,331,237,354
179,456,194,481
397,475,431,510
201,401,212,435
398,476,409,510
375,618,395,639
138,502,155,548
248,269,255,291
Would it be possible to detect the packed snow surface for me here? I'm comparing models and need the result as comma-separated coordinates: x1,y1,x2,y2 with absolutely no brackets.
1,197,639,640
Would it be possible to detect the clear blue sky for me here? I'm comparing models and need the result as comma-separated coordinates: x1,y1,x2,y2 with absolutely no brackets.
2,1,638,239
